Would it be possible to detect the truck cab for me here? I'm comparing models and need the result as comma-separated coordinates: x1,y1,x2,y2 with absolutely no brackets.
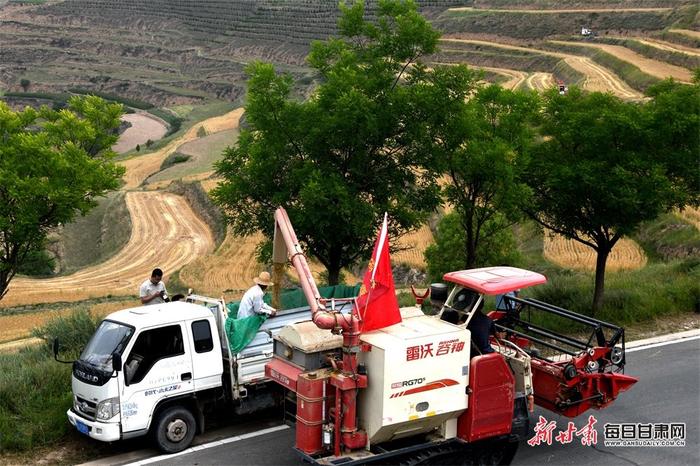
67,301,223,452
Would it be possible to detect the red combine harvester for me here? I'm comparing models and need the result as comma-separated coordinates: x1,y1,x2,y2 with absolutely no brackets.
265,208,636,465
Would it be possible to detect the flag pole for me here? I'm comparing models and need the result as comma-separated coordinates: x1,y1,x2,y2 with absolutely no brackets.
361,213,388,325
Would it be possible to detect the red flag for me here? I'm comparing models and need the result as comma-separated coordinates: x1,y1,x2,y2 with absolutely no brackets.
356,213,401,332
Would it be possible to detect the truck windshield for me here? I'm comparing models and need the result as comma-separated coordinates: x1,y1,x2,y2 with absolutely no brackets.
80,320,134,372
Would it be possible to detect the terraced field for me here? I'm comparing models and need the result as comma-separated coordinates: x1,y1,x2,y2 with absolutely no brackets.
544,233,648,272
120,108,243,189
2,0,695,310
549,40,693,82
2,191,216,307
0,299,134,344
439,38,643,98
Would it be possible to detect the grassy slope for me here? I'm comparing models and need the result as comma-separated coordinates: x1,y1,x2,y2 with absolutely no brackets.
58,192,132,274
147,128,239,183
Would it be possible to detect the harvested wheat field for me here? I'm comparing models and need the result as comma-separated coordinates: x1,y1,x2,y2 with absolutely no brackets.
543,232,647,272
442,38,642,99
0,299,135,344
2,191,215,307
525,72,555,91
633,38,700,57
550,40,693,82
120,108,244,189
678,206,700,231
394,225,433,269
178,230,263,299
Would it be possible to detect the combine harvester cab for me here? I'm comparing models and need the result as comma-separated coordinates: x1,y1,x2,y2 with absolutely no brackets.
443,267,637,418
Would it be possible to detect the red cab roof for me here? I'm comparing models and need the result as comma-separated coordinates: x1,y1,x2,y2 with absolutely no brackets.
443,267,547,295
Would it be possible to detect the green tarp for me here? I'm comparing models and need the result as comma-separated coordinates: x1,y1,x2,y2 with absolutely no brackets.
224,285,360,354
225,313,268,354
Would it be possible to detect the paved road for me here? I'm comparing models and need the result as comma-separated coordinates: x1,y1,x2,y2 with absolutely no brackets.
119,338,699,466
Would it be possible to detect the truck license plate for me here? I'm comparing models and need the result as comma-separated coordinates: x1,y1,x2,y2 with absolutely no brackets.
76,420,89,435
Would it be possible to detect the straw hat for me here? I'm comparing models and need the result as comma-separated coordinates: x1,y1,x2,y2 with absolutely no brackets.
254,271,274,286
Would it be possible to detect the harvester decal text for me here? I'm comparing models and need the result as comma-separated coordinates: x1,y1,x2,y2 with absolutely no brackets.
390,379,459,398
406,339,465,361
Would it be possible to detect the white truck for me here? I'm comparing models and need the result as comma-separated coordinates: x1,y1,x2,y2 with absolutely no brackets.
58,294,333,453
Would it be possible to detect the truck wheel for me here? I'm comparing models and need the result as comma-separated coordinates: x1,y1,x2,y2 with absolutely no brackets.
153,406,196,453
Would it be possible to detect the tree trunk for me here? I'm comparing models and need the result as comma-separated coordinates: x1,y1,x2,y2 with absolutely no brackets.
464,211,477,268
592,247,610,316
327,267,341,286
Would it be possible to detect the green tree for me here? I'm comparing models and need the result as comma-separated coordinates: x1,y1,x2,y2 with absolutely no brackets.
643,78,700,205
19,78,30,92
425,212,521,282
411,67,538,268
213,0,441,284
0,96,125,300
525,87,699,314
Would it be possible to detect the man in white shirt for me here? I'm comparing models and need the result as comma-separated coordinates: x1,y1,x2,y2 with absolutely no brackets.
139,268,168,305
237,271,277,319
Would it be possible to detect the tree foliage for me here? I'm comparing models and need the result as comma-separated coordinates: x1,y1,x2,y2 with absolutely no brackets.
425,212,521,282
0,96,124,299
525,85,699,314
410,64,538,269
213,0,442,284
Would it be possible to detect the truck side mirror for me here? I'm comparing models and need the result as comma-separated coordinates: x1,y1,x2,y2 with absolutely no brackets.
53,338,73,364
112,353,122,373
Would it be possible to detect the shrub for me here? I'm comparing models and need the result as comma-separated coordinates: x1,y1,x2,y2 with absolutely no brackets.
0,346,73,452
31,308,101,355
160,152,191,171
17,249,55,276
1,309,99,452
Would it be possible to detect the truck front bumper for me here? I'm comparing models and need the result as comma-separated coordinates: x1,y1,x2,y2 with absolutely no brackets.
67,409,121,442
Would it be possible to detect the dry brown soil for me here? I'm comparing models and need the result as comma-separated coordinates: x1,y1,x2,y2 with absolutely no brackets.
112,112,169,154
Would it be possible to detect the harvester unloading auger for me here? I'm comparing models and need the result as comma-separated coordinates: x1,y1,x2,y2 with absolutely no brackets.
265,207,637,465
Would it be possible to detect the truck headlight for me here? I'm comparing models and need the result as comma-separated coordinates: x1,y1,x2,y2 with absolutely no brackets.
96,397,120,420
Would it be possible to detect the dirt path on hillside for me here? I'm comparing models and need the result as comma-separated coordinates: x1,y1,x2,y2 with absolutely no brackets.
441,38,642,99
120,108,244,189
544,233,647,272
2,192,215,307
550,40,692,82
634,38,700,57
448,7,672,14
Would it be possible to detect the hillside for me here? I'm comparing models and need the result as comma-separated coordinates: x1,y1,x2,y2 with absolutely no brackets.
2,0,696,108
0,0,697,310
